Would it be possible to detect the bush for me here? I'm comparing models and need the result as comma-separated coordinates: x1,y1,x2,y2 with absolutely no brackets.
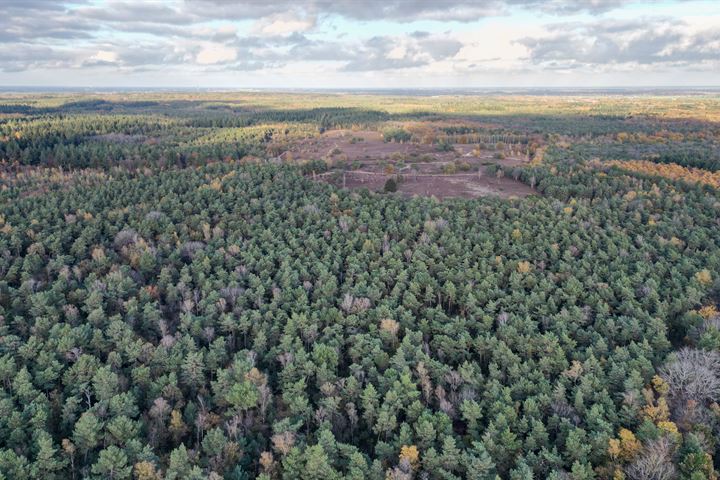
457,160,472,171
436,139,454,152
442,163,457,174
382,128,412,143
300,159,328,175
384,177,398,192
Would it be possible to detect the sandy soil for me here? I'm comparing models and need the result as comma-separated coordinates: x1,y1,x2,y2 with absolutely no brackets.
305,129,536,199
318,170,535,200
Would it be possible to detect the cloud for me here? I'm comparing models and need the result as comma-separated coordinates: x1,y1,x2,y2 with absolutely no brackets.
75,1,196,25
251,13,316,36
189,0,644,23
194,25,239,43
509,0,629,15
340,34,462,71
420,38,464,61
288,39,351,62
0,0,714,86
519,17,720,69
88,50,119,64
196,44,237,64
0,3,95,43
0,44,77,72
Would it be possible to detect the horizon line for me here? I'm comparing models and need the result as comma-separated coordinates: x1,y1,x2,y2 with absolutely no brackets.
2,85,720,94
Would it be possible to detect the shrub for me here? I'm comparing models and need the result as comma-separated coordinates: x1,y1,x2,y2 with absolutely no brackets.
300,160,328,175
442,163,457,174
436,139,454,152
382,128,412,143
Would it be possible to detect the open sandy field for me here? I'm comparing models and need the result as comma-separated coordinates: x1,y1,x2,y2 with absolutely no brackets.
298,129,537,199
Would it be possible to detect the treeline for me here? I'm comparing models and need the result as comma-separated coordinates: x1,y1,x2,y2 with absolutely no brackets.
0,107,400,167
555,141,720,172
0,115,284,168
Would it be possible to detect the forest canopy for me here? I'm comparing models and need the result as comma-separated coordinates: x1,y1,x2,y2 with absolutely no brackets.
0,92,719,480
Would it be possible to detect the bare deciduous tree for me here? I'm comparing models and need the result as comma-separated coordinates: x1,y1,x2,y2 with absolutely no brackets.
660,348,720,407
625,436,677,480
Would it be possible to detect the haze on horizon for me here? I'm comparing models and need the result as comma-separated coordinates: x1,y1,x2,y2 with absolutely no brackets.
2,0,719,89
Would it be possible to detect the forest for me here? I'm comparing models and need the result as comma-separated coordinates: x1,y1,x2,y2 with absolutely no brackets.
0,92,719,480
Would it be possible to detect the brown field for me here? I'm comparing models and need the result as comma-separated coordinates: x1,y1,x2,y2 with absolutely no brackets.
318,170,534,199
301,129,536,199
285,129,529,166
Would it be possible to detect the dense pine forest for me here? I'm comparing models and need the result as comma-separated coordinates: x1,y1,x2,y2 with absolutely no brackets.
0,92,719,480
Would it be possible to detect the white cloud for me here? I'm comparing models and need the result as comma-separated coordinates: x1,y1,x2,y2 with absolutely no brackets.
250,13,316,36
452,22,543,72
196,44,237,64
0,0,717,86
90,50,118,63
386,45,408,60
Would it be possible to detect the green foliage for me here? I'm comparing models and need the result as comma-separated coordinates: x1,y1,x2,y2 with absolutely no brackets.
91,446,131,480
383,177,398,192
0,93,719,479
382,127,412,143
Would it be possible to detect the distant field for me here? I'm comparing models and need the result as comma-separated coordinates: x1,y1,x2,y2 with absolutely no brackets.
3,92,720,195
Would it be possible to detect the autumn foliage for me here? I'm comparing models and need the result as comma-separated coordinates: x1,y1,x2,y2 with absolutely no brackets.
602,159,720,189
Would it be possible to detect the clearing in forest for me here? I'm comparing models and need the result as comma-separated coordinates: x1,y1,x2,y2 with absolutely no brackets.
298,128,537,199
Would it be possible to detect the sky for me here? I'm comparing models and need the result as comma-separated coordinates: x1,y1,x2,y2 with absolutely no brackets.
1,0,719,88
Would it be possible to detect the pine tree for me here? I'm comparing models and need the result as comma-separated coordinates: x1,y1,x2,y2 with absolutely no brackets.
301,445,341,480
31,432,67,480
166,445,193,480
91,446,131,480
73,412,102,462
